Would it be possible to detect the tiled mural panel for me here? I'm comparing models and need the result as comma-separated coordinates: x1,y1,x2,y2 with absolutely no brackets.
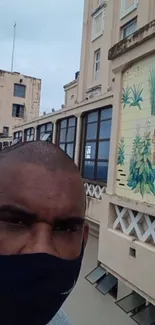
116,54,155,204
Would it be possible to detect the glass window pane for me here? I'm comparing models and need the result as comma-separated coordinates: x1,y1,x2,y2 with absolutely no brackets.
60,129,66,142
66,127,75,142
27,129,30,136
60,144,65,151
46,123,52,132
101,108,112,120
85,143,96,159
83,161,95,179
87,112,98,123
68,117,76,127
61,119,67,129
99,120,112,139
66,143,74,158
40,125,45,133
86,122,97,140
96,162,108,181
98,141,110,160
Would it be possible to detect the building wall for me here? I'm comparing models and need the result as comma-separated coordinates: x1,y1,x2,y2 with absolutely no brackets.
116,54,155,204
64,80,78,108
0,70,41,136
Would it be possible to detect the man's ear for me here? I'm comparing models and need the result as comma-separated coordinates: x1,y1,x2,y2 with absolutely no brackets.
83,222,89,249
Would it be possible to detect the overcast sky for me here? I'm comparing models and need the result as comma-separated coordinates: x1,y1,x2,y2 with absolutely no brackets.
0,0,84,114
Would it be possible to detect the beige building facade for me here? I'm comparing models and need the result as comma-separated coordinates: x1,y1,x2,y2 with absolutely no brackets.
0,70,41,149
12,0,155,322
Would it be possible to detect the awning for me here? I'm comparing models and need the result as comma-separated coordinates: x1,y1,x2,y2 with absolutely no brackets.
85,266,106,284
11,138,20,146
116,292,146,314
41,133,51,141
131,304,155,325
96,274,117,295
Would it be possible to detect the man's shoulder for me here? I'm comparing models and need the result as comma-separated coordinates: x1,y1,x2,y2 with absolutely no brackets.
48,309,73,325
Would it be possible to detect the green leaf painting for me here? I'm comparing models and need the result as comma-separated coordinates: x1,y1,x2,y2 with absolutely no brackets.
122,87,131,108
127,125,155,197
117,137,125,166
149,68,155,115
121,84,143,110
130,85,143,110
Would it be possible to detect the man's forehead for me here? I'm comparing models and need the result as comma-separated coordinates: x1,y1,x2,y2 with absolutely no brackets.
0,162,85,219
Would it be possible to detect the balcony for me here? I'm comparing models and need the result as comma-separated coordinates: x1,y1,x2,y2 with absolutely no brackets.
98,194,155,305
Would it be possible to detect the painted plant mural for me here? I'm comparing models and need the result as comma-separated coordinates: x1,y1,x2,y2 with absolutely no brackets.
121,85,143,110
127,123,155,197
116,57,155,204
149,68,155,116
117,137,125,166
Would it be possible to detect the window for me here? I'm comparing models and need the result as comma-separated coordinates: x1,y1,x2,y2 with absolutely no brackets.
37,123,53,142
82,107,112,182
12,104,24,118
120,0,138,19
13,131,22,140
94,49,101,81
14,84,26,98
57,117,77,159
92,9,105,41
3,127,9,137
122,18,137,38
24,128,35,142
3,142,9,149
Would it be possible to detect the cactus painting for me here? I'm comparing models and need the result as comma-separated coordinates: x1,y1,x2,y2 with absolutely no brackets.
117,137,125,166
127,123,155,197
130,85,143,110
122,87,131,108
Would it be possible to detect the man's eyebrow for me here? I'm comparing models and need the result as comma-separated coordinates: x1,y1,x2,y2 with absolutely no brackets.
0,205,85,226
52,217,85,228
0,205,37,223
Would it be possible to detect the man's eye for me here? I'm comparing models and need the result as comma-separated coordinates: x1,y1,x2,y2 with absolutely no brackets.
54,226,79,233
5,219,28,227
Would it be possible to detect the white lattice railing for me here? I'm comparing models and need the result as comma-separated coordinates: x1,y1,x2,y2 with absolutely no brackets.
112,205,155,245
84,182,106,200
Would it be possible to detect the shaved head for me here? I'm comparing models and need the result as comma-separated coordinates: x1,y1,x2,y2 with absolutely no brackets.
0,141,79,174
0,141,88,258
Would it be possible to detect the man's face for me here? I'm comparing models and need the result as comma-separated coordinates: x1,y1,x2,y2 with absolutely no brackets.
0,162,88,259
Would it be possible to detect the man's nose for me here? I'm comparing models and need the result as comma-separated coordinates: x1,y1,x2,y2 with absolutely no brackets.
21,222,56,255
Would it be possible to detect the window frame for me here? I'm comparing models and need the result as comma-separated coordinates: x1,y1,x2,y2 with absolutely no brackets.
3,126,9,137
14,83,26,98
94,49,101,81
121,18,137,39
24,127,35,142
81,106,112,184
92,9,105,41
12,104,24,118
37,122,53,142
120,0,138,19
13,131,22,140
57,116,77,160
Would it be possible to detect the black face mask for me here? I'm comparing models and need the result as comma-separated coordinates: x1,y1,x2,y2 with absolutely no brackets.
0,248,83,325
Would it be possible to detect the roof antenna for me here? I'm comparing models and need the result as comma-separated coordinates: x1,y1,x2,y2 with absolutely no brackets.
11,22,16,73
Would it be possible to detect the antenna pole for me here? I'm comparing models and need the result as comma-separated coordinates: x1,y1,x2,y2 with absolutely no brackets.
11,22,16,73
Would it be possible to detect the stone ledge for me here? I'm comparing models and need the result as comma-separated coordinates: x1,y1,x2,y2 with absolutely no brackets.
108,20,155,61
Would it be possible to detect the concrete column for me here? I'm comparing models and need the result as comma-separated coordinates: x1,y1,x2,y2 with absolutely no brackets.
34,126,37,141
106,71,122,195
74,115,82,167
52,122,57,144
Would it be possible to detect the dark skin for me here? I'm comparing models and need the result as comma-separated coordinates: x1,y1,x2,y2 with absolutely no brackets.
0,161,89,259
